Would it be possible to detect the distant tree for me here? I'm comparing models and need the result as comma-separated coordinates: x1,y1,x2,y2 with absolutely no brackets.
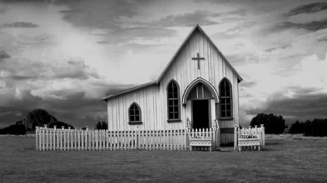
95,121,108,130
289,121,305,134
311,119,327,137
250,113,286,134
0,123,26,135
303,120,312,136
48,121,74,129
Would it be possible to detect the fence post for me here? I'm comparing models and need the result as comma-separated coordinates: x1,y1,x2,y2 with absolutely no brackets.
35,126,39,151
261,124,265,148
234,124,238,151
53,125,56,151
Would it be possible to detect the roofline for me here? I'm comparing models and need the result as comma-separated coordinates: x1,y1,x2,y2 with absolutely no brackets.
156,24,243,83
155,25,199,84
102,81,157,101
103,24,243,102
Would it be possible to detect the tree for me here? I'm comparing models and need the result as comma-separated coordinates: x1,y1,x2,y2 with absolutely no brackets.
0,123,26,135
289,121,305,134
95,121,108,130
303,120,312,136
250,113,285,134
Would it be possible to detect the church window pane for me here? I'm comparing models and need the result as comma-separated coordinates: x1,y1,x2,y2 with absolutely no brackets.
129,103,142,123
167,80,180,121
219,79,232,118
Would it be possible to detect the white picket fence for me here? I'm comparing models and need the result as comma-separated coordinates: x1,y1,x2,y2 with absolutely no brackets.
234,124,265,151
36,126,220,151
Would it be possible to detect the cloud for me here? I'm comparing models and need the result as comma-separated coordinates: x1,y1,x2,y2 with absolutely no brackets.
98,27,177,44
0,81,135,129
286,2,327,16
2,22,39,28
240,80,257,88
0,58,99,81
152,11,220,27
57,0,138,30
0,50,10,59
246,91,327,120
265,44,290,52
18,34,52,44
273,20,327,32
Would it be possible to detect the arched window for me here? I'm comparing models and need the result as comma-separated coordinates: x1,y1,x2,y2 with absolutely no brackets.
128,103,142,124
167,80,181,122
219,78,232,118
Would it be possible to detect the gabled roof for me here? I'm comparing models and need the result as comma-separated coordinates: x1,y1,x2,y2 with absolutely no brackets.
103,24,242,102
156,24,243,83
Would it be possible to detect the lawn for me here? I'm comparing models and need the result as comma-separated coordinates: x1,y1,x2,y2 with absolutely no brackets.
0,135,327,183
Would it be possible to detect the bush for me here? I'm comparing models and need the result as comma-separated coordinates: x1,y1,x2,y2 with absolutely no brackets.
0,124,26,135
95,121,108,130
250,113,285,134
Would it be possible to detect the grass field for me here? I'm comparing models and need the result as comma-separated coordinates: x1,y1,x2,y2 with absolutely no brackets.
1,135,327,183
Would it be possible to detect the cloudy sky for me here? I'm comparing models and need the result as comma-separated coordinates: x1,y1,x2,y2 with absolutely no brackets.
0,0,327,129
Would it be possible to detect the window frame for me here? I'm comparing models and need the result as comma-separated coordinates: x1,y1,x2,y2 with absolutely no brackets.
128,102,143,125
219,78,233,120
166,79,181,123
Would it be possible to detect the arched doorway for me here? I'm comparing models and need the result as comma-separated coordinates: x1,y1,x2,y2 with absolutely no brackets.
183,79,218,129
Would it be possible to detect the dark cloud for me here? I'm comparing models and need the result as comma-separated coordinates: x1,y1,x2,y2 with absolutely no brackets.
98,27,177,44
2,22,39,28
0,50,10,59
0,59,99,81
1,0,52,2
286,2,327,16
199,0,299,14
318,36,327,42
0,82,136,129
246,89,327,120
57,0,137,30
273,19,327,32
152,11,220,27
18,34,51,44
265,44,290,52
240,80,257,88
0,89,106,129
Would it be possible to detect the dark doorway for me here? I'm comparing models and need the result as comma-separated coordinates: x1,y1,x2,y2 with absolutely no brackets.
192,100,209,129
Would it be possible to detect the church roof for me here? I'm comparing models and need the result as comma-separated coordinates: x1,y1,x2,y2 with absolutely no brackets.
156,24,242,83
103,24,242,101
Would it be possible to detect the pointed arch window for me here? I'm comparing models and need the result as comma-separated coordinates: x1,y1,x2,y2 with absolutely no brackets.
219,78,232,118
128,103,142,125
167,80,181,122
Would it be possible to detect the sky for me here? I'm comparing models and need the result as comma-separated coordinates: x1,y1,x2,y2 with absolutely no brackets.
0,0,327,129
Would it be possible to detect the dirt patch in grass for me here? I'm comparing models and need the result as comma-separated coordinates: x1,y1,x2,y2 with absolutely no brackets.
1,136,327,182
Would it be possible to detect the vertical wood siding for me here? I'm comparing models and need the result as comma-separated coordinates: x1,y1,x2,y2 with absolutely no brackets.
107,29,240,135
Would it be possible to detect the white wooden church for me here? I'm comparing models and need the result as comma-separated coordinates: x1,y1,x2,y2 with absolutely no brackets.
103,25,242,145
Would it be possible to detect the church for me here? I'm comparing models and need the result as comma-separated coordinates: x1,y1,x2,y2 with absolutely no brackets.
103,25,242,145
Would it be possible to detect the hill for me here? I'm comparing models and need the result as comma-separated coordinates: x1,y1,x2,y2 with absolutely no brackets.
0,109,74,135
21,109,74,131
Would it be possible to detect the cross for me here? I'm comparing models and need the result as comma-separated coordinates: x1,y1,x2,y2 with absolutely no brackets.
192,53,205,69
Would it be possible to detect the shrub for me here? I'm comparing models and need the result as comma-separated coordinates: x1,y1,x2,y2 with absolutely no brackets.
250,113,285,134
95,121,108,130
